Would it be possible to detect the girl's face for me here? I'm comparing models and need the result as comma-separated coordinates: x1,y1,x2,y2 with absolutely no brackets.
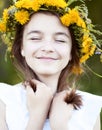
22,13,72,77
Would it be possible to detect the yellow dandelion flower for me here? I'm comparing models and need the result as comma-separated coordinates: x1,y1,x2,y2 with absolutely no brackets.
60,13,71,26
35,0,45,5
14,10,29,25
15,0,32,9
83,34,89,41
45,0,67,8
81,46,90,54
0,21,6,32
31,0,41,11
31,0,67,11
81,35,93,55
60,9,83,27
68,9,79,24
82,41,90,48
77,17,86,29
82,35,92,47
15,0,23,8
89,44,96,56
72,65,83,75
3,9,8,22
80,53,90,63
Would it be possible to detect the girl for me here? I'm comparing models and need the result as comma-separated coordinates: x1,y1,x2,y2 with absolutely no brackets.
0,0,102,130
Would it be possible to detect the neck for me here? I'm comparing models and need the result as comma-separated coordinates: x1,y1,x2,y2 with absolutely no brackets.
36,74,60,95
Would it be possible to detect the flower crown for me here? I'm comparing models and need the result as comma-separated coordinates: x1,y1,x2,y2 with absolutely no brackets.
0,0,102,74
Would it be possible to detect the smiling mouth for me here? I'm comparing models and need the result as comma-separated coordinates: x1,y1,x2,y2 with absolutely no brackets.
36,57,58,61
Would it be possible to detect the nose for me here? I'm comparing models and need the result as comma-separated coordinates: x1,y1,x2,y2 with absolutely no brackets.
41,42,54,53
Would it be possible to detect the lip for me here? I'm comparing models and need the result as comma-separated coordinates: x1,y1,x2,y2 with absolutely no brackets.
36,57,58,61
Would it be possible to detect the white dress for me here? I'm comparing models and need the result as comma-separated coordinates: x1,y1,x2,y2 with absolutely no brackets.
0,82,102,130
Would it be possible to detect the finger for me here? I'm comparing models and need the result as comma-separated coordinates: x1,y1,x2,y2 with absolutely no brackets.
24,80,36,92
26,84,35,95
67,104,74,113
29,80,36,92
55,90,69,100
31,79,45,90
66,104,74,119
31,79,53,96
31,79,41,85
31,79,49,90
25,79,40,92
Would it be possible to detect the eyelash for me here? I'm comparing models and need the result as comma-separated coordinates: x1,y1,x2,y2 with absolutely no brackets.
55,39,66,43
29,38,66,43
29,38,41,41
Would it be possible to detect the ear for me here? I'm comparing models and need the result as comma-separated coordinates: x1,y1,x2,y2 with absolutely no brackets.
21,49,25,57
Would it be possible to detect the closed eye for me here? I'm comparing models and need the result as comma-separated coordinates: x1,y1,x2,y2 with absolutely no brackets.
29,38,41,41
55,39,66,43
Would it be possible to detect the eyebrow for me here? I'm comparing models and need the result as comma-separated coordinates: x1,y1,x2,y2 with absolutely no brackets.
55,32,70,38
27,30,42,36
26,30,70,38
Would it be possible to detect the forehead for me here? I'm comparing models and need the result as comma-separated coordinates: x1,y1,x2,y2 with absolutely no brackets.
24,12,69,34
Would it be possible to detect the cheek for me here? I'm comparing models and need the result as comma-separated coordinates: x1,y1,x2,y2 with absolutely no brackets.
23,43,38,56
59,45,72,59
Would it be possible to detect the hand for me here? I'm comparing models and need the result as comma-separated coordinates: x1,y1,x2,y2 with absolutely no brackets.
25,79,53,130
49,90,74,130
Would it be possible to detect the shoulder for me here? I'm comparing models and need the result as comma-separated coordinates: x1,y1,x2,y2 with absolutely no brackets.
68,90,102,130
0,83,13,103
0,82,24,104
0,82,24,90
77,90,102,117
78,90,102,108
0,82,22,94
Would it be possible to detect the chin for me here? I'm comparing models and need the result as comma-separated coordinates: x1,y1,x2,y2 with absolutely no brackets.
30,64,63,76
34,69,61,77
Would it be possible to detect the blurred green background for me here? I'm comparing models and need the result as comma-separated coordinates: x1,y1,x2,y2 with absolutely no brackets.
0,0,102,128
